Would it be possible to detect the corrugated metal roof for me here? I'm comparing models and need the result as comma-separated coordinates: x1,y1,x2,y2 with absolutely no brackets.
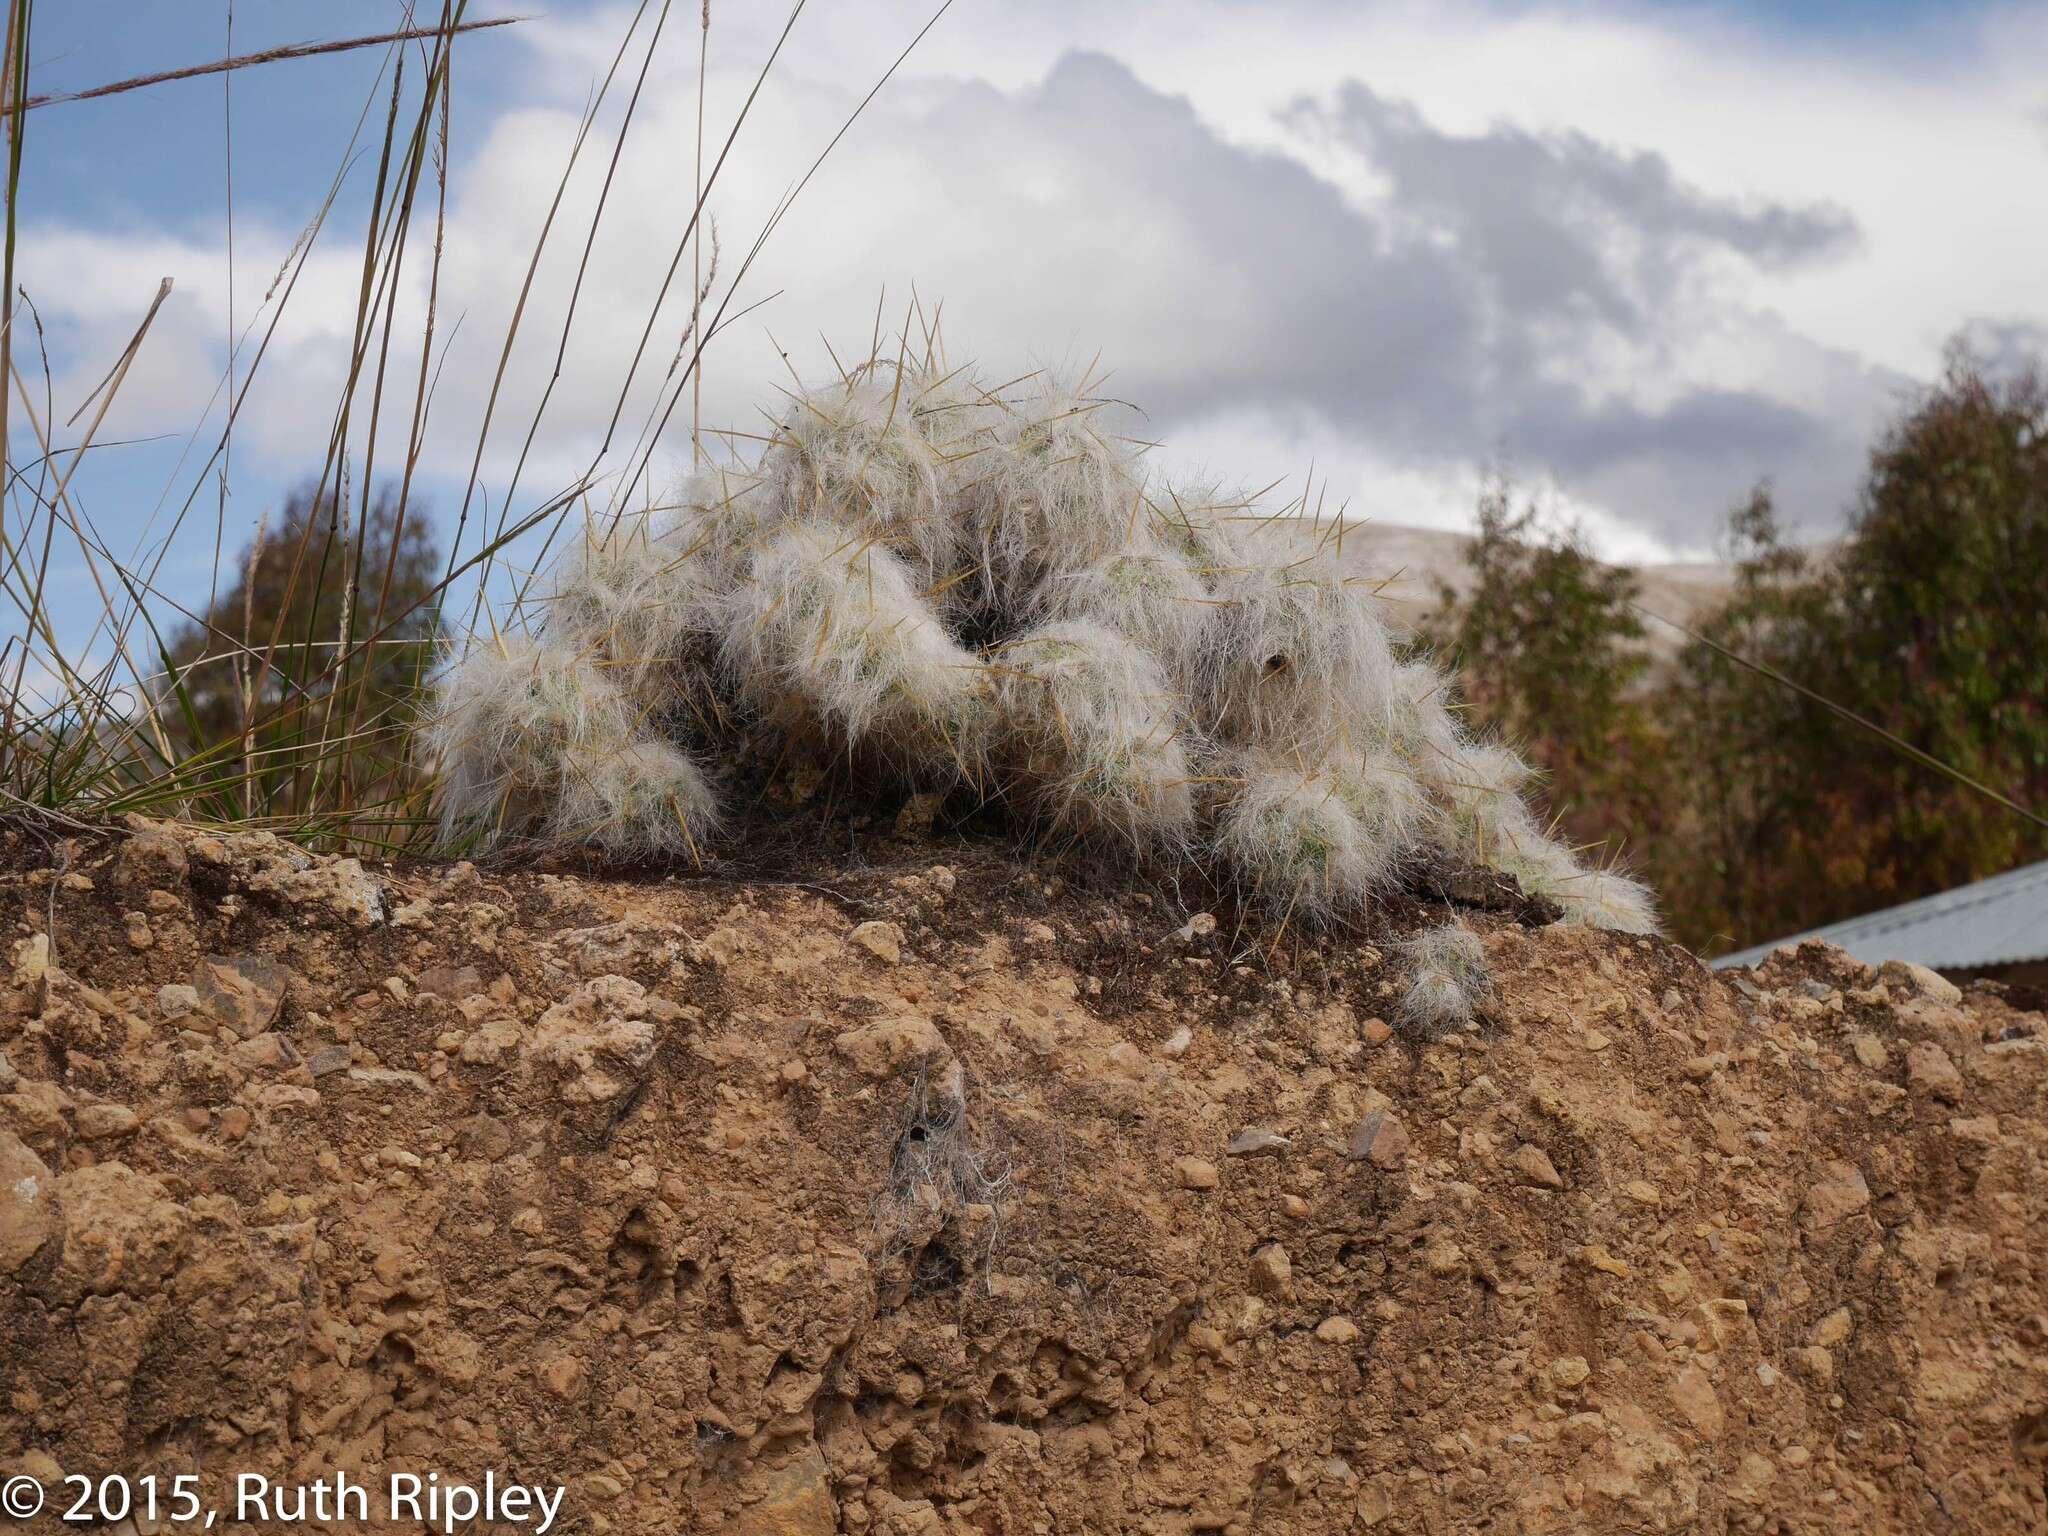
1712,857,2048,972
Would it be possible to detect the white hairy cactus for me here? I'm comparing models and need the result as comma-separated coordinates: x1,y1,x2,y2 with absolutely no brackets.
1047,543,1217,676
425,633,639,848
969,382,1150,603
428,339,1658,934
552,738,720,858
1546,866,1661,935
1213,755,1405,914
759,373,957,579
723,522,984,756
1396,922,1495,1037
990,619,1194,847
1204,559,1401,755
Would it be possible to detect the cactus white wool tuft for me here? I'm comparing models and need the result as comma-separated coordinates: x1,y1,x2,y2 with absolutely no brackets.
431,345,1656,931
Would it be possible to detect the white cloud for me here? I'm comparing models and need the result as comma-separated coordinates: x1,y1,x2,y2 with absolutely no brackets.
12,0,2048,606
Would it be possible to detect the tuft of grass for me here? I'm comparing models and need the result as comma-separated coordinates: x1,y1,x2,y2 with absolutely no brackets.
0,0,955,854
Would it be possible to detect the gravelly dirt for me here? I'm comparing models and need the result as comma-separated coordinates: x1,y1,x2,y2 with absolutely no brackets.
2,816,2045,1534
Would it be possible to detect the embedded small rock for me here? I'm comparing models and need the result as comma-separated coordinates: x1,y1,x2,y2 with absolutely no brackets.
1249,1243,1292,1294
459,1019,522,1067
526,975,681,1102
0,1130,56,1272
112,827,191,890
1801,1161,1870,1230
1547,1356,1592,1392
192,955,291,1040
232,1032,303,1072
1905,1041,1964,1104
12,933,49,988
46,1161,191,1301
419,964,486,1000
833,1015,949,1079
73,1103,139,1140
304,1045,352,1078
849,921,905,965
156,983,201,1020
1879,959,1961,1006
1669,1364,1723,1438
1512,1143,1565,1190
1226,1127,1290,1158
1810,1306,1853,1347
1349,1112,1408,1170
238,841,388,925
719,1445,836,1536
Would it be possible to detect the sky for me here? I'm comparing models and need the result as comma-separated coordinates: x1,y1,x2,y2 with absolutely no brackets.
8,0,2048,672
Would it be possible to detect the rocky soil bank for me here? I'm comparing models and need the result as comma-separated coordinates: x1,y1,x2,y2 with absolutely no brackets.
2,817,2045,1533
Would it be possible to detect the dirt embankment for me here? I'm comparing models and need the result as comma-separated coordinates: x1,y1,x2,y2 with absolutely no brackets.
2,818,2045,1534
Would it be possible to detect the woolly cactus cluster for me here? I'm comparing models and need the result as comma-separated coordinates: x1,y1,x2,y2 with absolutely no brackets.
1396,922,1497,1037
428,354,1656,933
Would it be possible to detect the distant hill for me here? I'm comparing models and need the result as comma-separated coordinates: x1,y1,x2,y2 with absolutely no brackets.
1251,519,1738,656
